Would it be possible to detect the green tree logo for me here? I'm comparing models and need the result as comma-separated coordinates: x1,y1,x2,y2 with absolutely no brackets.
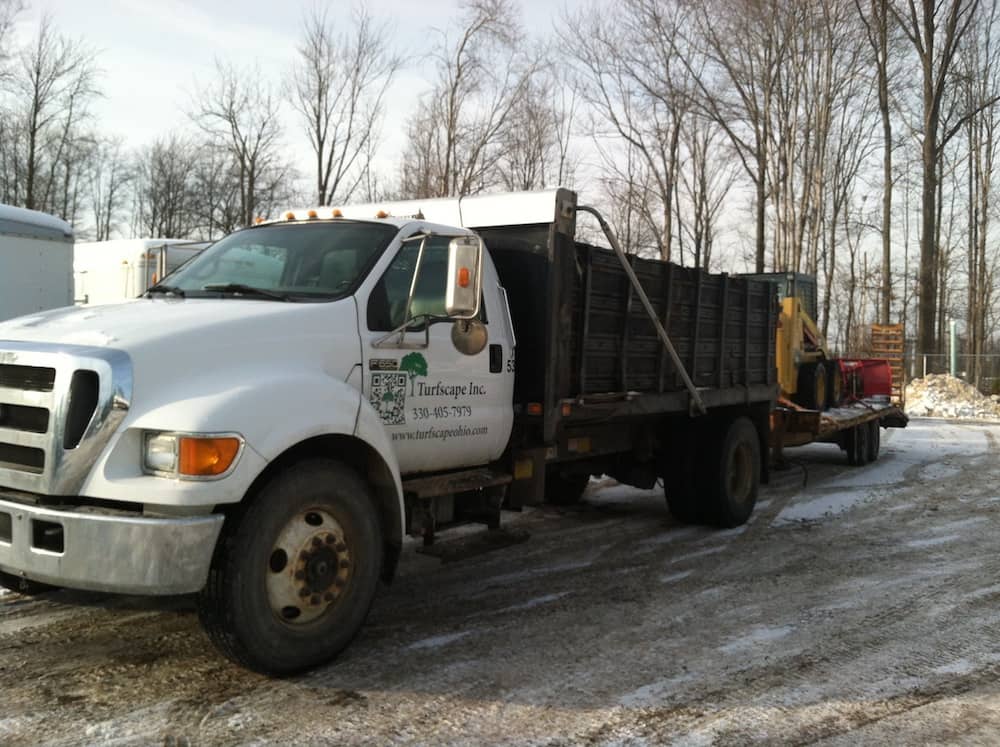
400,352,428,396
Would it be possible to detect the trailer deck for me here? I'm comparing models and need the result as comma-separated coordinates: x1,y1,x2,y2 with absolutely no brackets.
771,397,908,464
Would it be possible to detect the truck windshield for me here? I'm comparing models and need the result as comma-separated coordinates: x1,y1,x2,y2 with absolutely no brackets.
161,222,399,301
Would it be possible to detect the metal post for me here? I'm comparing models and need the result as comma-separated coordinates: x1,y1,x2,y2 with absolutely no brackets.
923,354,927,378
950,320,957,378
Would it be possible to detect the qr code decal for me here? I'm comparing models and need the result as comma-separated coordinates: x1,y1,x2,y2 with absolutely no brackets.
370,372,408,425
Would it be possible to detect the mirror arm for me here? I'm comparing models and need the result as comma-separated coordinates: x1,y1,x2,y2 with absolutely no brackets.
372,314,450,349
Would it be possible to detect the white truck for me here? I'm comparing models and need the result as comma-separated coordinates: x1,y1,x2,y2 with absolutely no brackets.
74,238,208,306
0,204,74,322
0,189,778,674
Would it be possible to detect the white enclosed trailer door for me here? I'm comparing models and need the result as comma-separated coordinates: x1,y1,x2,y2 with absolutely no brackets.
0,205,74,322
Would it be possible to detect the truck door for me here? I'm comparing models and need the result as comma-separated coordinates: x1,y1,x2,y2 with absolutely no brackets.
361,233,514,475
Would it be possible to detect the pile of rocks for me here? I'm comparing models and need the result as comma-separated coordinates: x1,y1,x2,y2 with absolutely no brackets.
905,373,1000,419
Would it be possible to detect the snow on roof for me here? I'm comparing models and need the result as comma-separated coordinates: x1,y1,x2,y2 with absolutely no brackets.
0,204,73,241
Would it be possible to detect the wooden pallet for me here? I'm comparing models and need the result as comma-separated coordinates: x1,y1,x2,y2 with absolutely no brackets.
870,323,905,405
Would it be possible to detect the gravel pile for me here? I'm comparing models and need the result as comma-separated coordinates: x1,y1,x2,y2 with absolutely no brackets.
906,373,1000,419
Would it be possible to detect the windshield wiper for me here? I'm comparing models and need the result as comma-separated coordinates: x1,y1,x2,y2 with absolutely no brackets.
202,283,291,302
145,283,185,298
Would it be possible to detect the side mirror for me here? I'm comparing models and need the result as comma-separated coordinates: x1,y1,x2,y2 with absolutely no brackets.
445,236,483,319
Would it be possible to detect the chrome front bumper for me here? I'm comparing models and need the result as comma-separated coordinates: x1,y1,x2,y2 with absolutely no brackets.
0,497,224,594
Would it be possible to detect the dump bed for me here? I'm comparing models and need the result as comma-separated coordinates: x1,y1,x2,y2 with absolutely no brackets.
472,189,778,441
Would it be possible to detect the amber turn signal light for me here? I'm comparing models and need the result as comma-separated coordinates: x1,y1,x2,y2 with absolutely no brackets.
178,437,241,477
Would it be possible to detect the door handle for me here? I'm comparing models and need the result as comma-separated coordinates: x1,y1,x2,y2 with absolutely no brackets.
489,344,503,373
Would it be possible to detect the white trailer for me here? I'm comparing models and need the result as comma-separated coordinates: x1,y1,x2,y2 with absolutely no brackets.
74,239,208,306
0,204,74,322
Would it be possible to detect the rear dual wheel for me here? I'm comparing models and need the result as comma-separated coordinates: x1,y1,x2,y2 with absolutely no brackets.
664,417,760,528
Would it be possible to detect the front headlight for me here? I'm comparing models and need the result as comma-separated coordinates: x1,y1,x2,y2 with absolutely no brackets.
143,431,243,479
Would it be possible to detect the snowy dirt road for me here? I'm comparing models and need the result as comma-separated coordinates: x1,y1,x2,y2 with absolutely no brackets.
4,419,1000,745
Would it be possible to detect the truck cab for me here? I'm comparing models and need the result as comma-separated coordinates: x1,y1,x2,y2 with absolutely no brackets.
0,201,524,671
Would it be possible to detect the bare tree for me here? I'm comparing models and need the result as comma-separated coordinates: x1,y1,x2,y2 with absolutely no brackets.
0,0,24,82
496,66,577,190
957,1,1000,386
290,4,399,206
90,136,132,240
677,115,737,269
683,0,791,273
562,0,691,261
856,0,899,324
192,60,288,226
398,0,537,198
597,142,662,258
892,0,983,354
131,136,201,239
9,14,99,214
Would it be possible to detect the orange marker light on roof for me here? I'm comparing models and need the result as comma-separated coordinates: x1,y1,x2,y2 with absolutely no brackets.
255,216,264,224
285,211,295,220
376,210,388,219
458,267,470,288
307,209,318,219
332,208,343,218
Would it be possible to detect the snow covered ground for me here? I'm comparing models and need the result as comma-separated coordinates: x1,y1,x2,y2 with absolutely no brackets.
3,420,1000,744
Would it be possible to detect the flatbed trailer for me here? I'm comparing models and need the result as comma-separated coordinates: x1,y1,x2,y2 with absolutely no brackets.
771,397,908,467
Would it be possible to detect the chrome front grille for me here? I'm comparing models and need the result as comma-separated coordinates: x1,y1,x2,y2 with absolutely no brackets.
0,342,132,495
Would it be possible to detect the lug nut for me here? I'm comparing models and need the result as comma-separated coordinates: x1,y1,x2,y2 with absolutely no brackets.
325,535,335,545
339,559,350,569
311,595,320,605
335,542,347,553
299,588,310,598
334,578,345,588
324,592,334,602
312,537,322,547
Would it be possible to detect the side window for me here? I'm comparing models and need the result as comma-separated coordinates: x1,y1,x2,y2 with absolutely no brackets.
367,237,444,331
367,235,487,331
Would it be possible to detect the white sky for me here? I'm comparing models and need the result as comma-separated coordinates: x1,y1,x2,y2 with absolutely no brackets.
13,0,574,200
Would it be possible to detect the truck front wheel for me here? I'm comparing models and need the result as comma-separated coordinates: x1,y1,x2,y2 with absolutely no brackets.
197,459,383,675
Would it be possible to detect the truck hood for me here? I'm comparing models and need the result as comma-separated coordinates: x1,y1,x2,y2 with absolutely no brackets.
0,298,362,387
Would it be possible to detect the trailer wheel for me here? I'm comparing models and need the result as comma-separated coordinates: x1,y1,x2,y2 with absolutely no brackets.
846,423,869,466
0,571,57,596
197,459,382,675
704,417,760,528
866,420,881,462
796,363,827,411
545,470,590,505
